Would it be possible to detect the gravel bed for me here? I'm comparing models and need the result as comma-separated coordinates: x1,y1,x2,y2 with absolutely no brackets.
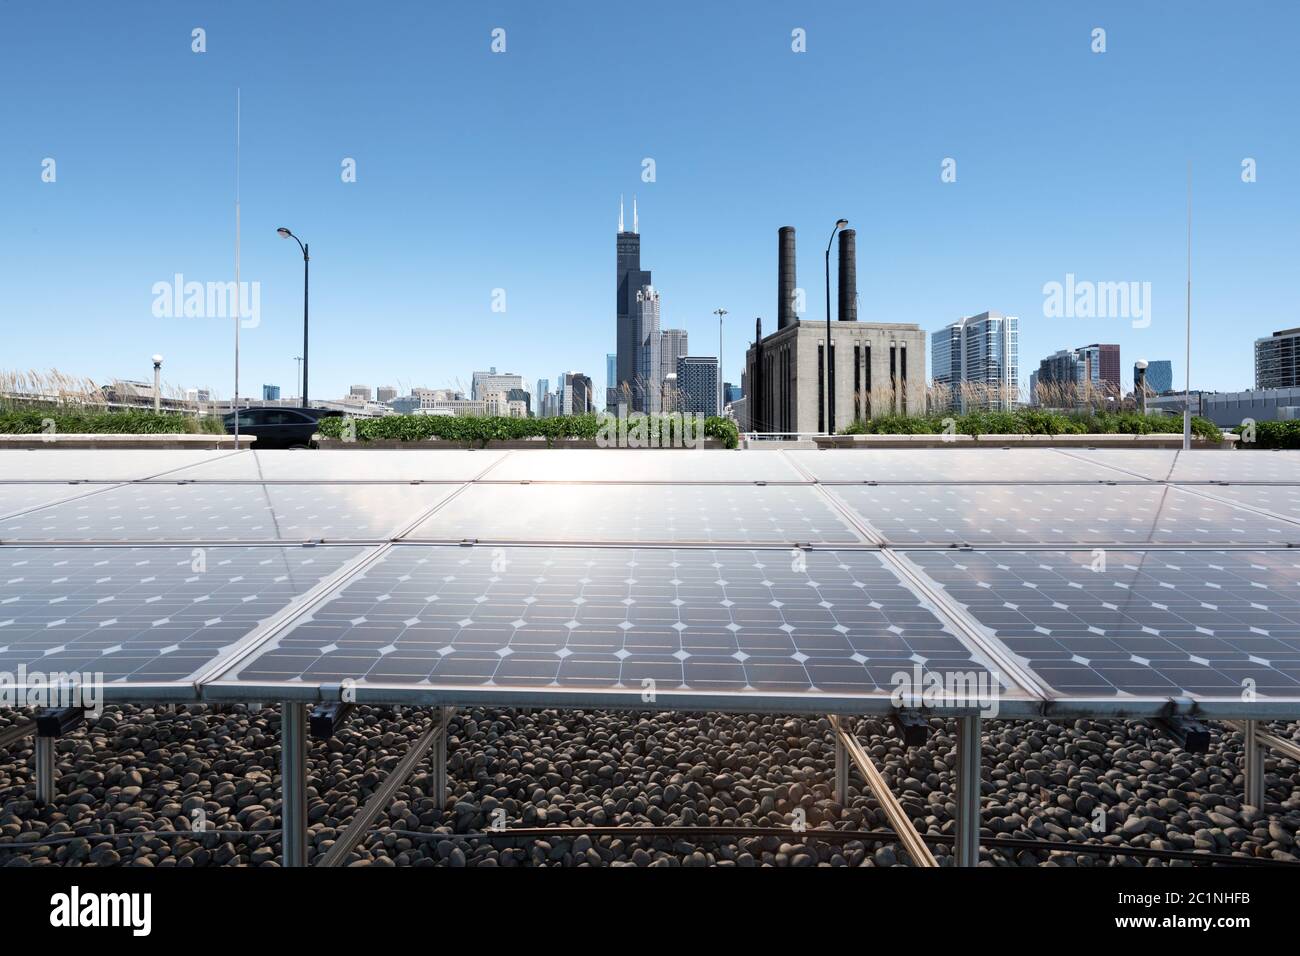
1,706,1296,867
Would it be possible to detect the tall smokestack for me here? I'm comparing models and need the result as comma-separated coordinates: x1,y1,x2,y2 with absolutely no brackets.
777,226,796,330
837,228,856,322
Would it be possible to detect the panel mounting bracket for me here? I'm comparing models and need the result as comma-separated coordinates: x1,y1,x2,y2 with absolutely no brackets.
36,706,85,739
1157,715,1212,754
310,701,354,740
891,709,929,747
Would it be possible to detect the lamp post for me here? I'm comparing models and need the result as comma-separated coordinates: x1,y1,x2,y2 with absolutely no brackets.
294,356,303,402
713,308,728,414
824,218,848,434
1135,360,1148,416
151,354,163,412
278,228,310,408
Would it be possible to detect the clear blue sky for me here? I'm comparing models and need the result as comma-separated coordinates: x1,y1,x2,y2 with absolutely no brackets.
2,1,1297,400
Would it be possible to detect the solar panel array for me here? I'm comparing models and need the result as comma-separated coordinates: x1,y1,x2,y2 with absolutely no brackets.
1,447,1298,718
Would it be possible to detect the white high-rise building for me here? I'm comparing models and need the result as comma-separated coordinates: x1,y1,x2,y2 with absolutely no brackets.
931,311,1019,412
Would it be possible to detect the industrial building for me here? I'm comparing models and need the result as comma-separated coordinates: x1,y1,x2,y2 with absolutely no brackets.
744,225,925,433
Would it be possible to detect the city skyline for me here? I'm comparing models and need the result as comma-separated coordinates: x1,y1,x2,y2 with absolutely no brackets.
4,4,1297,402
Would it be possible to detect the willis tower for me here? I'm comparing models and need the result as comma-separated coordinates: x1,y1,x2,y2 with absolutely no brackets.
614,196,650,410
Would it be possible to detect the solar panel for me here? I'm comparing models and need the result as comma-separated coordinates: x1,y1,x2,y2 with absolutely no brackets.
1066,449,1300,483
906,549,1300,704
827,483,1300,546
403,483,865,545
1055,450,1177,481
786,448,1136,484
1193,485,1300,522
0,483,454,542
207,545,1019,711
0,484,114,520
158,448,505,482
1,447,1296,718
1168,450,1300,483
0,449,242,482
0,544,363,692
482,449,806,483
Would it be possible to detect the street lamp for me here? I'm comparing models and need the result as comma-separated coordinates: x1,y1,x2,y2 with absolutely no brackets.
824,218,848,434
278,227,310,408
151,354,163,412
1134,360,1149,417
713,308,728,414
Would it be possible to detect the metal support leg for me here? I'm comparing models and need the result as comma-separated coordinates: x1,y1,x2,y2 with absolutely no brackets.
281,702,308,868
431,706,452,807
35,735,55,805
954,715,982,868
1244,719,1267,810
834,726,849,805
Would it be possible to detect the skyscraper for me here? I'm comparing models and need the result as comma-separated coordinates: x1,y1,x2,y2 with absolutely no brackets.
1035,343,1121,405
605,353,616,409
676,356,719,417
615,197,651,409
1135,360,1173,394
659,329,688,383
659,328,689,411
262,384,280,401
635,286,662,413
1256,328,1300,389
931,312,1019,411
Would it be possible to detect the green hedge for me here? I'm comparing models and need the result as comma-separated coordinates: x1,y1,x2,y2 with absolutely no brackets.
1233,420,1300,449
317,413,740,449
0,409,224,435
843,410,1223,443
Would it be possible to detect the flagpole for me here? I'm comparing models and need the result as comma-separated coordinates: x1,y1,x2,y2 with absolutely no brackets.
1183,160,1191,451
234,88,242,449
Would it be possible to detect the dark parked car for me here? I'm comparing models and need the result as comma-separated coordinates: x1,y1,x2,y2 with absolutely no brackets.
222,407,344,449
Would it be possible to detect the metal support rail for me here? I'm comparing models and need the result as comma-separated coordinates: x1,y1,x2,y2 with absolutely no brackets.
281,702,308,868
0,720,36,749
1225,718,1300,809
317,709,454,868
829,715,937,867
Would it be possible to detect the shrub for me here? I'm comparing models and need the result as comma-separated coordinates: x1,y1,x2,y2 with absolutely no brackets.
316,414,740,450
1235,420,1300,449
0,408,223,435
843,410,1222,442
